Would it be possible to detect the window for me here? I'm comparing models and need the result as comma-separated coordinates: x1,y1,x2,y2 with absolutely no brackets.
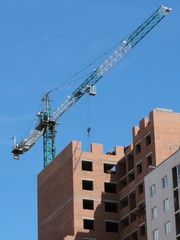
119,176,128,189
105,221,118,232
104,201,117,212
131,231,138,240
145,133,151,146
172,166,178,188
135,142,141,154
104,182,117,193
146,154,153,167
120,195,128,210
128,170,135,183
139,202,145,214
82,180,93,190
104,163,116,174
172,165,180,188
178,165,180,185
137,162,142,174
174,189,179,211
82,160,93,171
139,224,146,236
150,184,156,197
129,191,136,211
152,206,157,219
165,221,170,234
175,212,180,235
130,212,136,223
162,175,168,188
153,229,159,240
138,182,144,194
83,219,94,230
120,215,129,229
83,199,94,210
127,154,134,171
163,198,169,212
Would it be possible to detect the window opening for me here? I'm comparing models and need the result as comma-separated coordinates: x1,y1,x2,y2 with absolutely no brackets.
104,163,116,174
129,191,136,211
135,142,141,154
105,221,118,232
104,182,117,193
104,201,117,212
131,231,138,240
165,221,170,234
175,212,180,235
128,170,135,183
174,190,179,211
82,180,93,190
120,195,128,210
138,182,144,194
162,175,168,188
172,166,178,188
130,212,136,223
146,154,153,167
153,229,159,240
150,184,156,197
145,133,151,146
83,199,94,210
120,216,129,229
83,219,94,230
137,162,142,174
82,160,93,171
152,206,157,219
119,176,128,189
139,202,146,215
140,224,146,236
163,198,169,212
127,153,134,172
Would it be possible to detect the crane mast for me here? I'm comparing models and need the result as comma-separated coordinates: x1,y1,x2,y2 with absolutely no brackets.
12,5,172,167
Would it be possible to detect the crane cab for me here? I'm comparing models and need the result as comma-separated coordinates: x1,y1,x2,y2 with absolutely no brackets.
36,110,51,131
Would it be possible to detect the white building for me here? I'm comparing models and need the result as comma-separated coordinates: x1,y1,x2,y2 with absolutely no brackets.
145,149,180,240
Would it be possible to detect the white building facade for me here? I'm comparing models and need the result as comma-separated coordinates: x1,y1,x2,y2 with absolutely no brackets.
145,149,180,240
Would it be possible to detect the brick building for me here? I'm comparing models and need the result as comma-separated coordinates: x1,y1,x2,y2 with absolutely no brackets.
38,108,180,240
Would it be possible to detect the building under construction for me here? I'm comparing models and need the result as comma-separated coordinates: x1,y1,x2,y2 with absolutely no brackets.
38,108,180,240
10,5,173,240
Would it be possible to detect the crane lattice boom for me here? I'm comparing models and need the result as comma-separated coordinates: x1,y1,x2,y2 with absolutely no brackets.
12,5,172,167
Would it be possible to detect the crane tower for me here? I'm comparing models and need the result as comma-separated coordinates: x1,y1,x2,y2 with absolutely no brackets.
12,5,172,167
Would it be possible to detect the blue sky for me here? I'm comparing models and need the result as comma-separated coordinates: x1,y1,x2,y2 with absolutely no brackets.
0,1,179,239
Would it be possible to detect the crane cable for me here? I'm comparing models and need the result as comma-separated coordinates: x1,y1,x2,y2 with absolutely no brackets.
23,38,124,141
86,93,92,151
46,39,124,95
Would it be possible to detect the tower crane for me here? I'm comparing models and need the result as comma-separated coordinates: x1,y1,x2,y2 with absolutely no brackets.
12,5,171,167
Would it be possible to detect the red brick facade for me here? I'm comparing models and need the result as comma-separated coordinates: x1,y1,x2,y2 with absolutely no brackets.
38,109,180,240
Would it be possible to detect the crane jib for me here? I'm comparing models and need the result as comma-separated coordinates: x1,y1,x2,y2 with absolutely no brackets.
126,6,171,48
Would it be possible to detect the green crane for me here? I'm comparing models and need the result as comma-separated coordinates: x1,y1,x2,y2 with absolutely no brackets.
12,5,172,168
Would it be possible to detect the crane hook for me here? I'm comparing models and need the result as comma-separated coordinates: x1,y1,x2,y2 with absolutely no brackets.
87,127,91,137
